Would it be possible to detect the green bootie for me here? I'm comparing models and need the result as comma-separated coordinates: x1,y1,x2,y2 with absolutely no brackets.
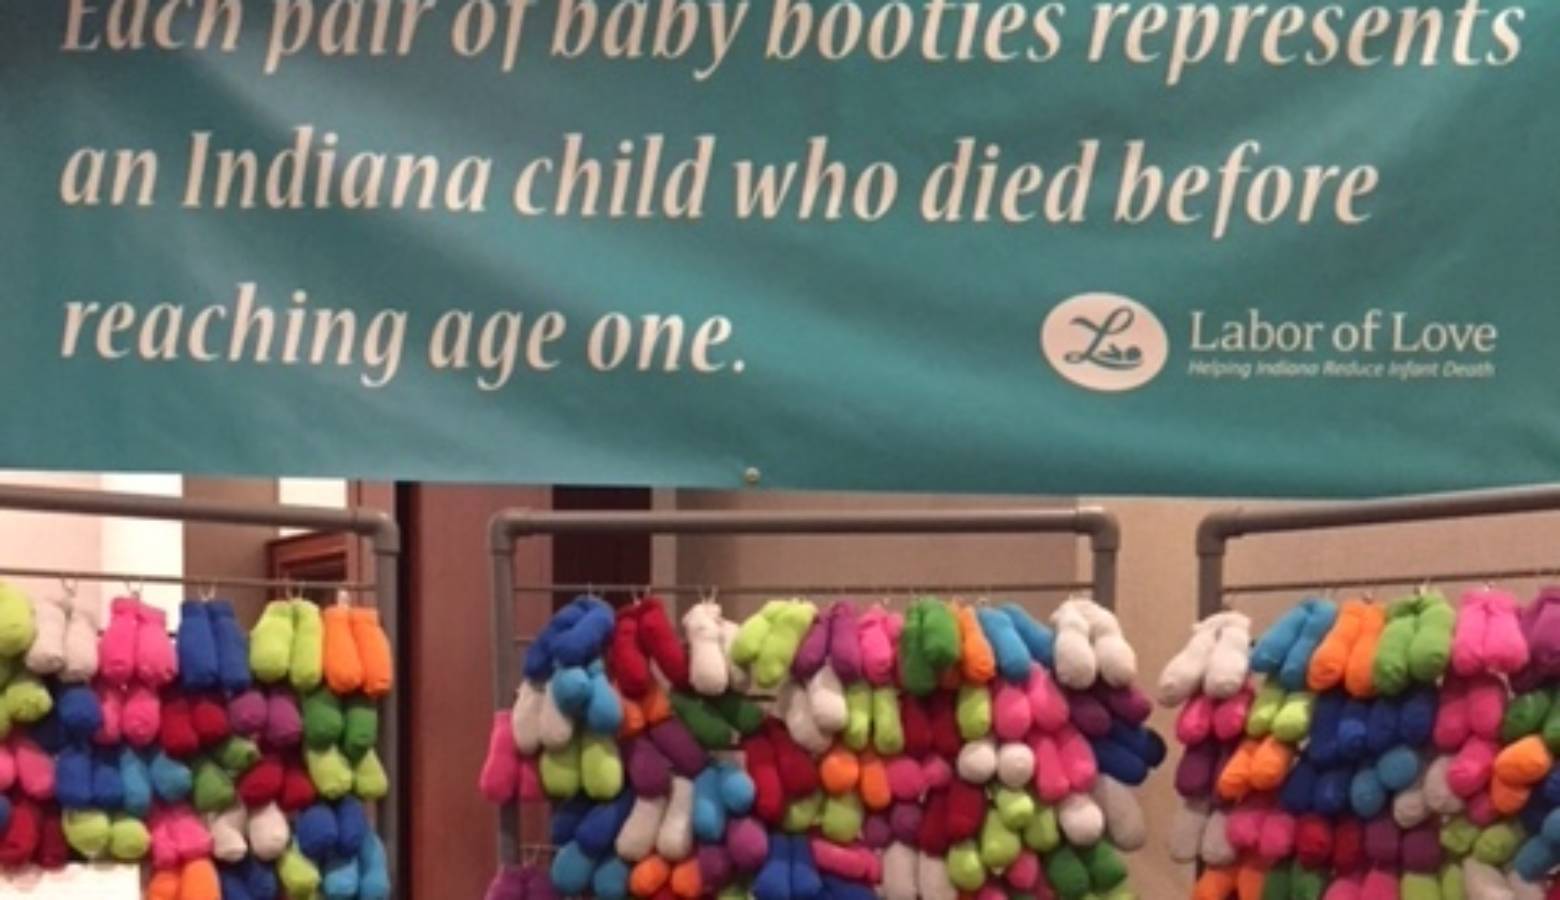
289,600,324,693
671,693,734,749
1271,692,1315,743
946,840,986,892
539,738,580,799
994,787,1036,829
819,793,863,844
1023,804,1060,852
1372,597,1419,696
108,816,149,861
1079,841,1127,891
1441,817,1479,858
216,736,260,774
62,809,110,859
711,692,764,736
842,683,872,751
783,792,822,833
978,811,1021,870
1289,864,1325,900
1045,846,1090,900
1504,689,1552,743
193,758,236,812
3,673,51,723
1246,681,1286,737
957,684,992,741
302,690,344,750
353,748,389,800
1439,861,1465,900
342,702,379,761
279,843,323,899
871,687,904,756
250,600,295,684
898,604,933,696
1472,822,1523,866
1408,592,1454,683
580,733,623,799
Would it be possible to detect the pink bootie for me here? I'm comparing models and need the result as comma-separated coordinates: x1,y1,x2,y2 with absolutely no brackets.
122,684,161,747
98,597,141,687
1026,665,1069,732
135,604,177,687
1178,693,1216,745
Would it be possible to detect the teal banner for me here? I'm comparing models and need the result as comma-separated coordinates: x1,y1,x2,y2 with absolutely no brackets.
1,0,1556,496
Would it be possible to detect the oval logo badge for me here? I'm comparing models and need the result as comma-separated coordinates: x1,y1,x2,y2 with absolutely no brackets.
1041,292,1169,393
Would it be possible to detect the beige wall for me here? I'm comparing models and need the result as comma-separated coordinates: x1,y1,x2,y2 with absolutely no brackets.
183,477,278,621
665,490,1083,620
1093,496,1560,893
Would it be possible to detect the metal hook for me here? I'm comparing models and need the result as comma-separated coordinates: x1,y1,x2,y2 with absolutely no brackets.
59,577,77,599
199,582,217,602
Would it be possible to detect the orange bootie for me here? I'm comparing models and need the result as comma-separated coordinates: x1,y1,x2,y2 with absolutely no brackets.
630,856,671,897
1250,737,1295,791
1490,776,1532,816
350,608,395,697
1344,605,1386,698
820,747,861,796
323,606,365,696
1493,735,1553,786
956,606,996,684
178,859,220,900
1309,600,1366,691
1218,739,1261,802
1193,866,1238,900
147,870,181,900
669,858,702,898
640,683,672,726
859,752,892,811
620,697,647,738
1235,861,1268,900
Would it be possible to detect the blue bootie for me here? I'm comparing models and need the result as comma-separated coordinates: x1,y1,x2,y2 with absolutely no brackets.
56,686,103,741
119,749,151,817
148,751,192,803
177,600,220,692
1279,600,1338,690
295,803,339,863
550,841,597,895
357,833,391,900
977,608,1030,682
1001,604,1055,667
55,746,93,809
209,601,252,694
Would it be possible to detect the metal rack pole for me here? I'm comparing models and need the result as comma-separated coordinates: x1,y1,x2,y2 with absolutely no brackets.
487,504,1120,865
0,484,403,896
1195,484,1560,620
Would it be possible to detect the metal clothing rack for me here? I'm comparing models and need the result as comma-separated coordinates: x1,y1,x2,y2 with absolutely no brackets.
0,484,403,894
1196,484,1560,620
487,504,1121,864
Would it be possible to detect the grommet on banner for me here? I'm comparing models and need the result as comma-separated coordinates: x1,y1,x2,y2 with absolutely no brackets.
743,466,762,486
